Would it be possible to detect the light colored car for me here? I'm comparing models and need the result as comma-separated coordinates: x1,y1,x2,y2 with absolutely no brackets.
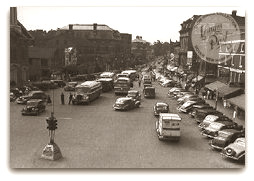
221,137,245,162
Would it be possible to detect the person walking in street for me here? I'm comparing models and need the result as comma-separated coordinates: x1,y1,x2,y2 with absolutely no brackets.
61,92,65,105
47,95,52,105
138,79,141,87
68,92,73,104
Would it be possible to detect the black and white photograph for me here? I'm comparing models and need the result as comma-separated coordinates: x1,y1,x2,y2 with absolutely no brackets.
2,0,253,179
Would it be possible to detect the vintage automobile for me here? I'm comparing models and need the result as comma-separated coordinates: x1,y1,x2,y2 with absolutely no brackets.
113,97,141,111
167,87,184,97
175,91,194,99
177,94,197,104
16,91,47,104
201,121,242,139
194,108,223,124
161,79,175,87
221,137,245,162
155,113,181,141
189,104,214,118
64,81,78,91
153,102,170,116
177,100,206,114
178,96,205,106
126,90,141,101
210,129,245,150
21,99,46,116
198,114,232,130
143,86,155,98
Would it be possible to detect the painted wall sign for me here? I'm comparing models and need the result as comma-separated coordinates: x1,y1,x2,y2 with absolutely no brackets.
191,13,241,64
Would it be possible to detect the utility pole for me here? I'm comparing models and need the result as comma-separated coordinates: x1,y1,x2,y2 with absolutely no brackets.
41,89,62,161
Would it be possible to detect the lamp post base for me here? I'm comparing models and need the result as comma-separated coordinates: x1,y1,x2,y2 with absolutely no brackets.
41,142,62,161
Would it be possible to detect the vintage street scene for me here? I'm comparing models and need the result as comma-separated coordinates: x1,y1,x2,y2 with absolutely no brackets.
9,6,245,168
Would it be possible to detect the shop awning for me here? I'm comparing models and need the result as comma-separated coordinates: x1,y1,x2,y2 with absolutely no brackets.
192,75,204,83
217,85,244,99
227,94,245,110
205,81,226,91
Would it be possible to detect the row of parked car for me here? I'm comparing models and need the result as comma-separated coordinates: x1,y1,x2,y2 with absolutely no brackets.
167,86,245,163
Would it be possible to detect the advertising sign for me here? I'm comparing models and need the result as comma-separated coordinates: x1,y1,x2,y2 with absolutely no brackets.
191,13,241,64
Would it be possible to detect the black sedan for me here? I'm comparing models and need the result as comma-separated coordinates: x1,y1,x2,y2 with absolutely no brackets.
153,102,170,116
113,97,141,111
21,99,46,116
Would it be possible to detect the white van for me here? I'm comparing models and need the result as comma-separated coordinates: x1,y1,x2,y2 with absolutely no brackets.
155,113,181,141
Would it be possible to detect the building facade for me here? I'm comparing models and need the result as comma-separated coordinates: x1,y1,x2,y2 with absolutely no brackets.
29,24,132,75
10,7,33,87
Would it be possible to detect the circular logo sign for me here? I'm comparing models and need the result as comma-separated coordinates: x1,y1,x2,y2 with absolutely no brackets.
191,13,241,64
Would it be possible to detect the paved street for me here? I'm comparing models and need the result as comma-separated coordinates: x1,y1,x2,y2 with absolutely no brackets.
10,80,244,168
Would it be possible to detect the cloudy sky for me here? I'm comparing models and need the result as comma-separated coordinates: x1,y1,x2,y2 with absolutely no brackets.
17,5,245,43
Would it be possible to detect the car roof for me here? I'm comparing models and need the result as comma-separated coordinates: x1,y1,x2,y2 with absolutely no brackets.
156,102,168,106
160,113,181,120
117,97,132,101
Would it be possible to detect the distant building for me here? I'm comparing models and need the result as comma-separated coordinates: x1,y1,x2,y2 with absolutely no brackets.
29,24,132,74
10,7,33,87
131,36,153,64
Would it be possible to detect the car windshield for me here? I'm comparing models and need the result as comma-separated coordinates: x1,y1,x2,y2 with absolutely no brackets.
75,87,90,93
157,105,168,110
27,101,38,106
128,92,137,97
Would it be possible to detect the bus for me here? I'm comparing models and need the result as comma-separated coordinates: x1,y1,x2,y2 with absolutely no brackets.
121,70,137,81
72,81,102,104
96,78,114,92
114,77,131,95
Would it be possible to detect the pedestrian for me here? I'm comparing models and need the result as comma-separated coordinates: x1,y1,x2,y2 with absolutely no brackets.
68,92,73,104
61,92,65,105
47,95,52,104
138,79,141,87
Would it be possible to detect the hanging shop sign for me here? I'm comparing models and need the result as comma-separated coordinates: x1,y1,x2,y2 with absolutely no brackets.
191,13,241,64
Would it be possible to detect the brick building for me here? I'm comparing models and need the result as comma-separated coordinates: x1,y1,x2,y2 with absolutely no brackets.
29,24,132,75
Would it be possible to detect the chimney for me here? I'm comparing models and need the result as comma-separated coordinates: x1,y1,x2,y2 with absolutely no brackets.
93,23,97,31
232,10,237,17
10,7,18,25
69,24,73,30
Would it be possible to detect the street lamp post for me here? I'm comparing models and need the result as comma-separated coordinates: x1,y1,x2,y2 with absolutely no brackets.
41,89,62,161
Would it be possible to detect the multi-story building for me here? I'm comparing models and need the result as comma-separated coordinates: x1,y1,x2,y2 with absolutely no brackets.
29,23,132,75
131,36,153,65
10,7,33,87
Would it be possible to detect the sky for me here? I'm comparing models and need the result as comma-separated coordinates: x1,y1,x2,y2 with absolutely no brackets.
16,6,245,44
